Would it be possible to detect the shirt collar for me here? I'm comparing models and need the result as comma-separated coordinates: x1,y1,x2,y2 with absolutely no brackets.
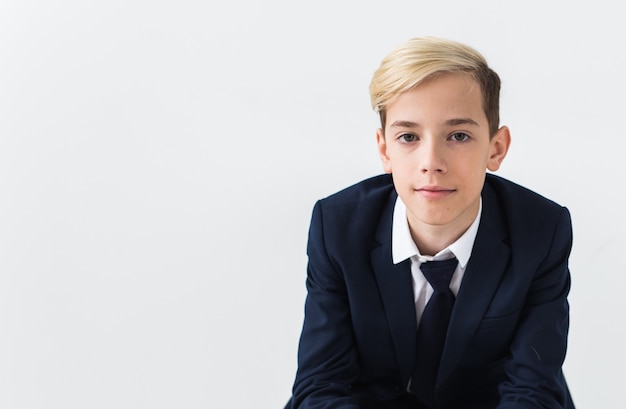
391,196,482,269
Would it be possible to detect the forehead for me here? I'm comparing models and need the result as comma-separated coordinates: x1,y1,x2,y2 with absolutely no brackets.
385,72,486,125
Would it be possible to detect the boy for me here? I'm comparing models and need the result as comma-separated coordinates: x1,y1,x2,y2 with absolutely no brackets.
288,37,574,409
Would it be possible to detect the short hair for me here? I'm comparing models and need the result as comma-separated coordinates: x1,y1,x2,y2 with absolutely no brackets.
370,37,501,137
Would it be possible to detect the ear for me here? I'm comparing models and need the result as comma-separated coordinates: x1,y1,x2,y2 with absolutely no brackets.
376,128,392,174
487,126,511,172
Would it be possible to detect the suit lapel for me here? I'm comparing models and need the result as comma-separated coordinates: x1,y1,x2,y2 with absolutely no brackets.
370,190,417,387
437,184,511,388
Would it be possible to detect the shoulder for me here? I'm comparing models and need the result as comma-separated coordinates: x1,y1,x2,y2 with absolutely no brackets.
313,174,396,224
484,173,565,217
309,174,396,244
318,173,395,208
483,174,572,251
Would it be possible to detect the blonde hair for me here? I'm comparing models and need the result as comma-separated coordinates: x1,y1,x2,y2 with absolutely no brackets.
370,37,501,136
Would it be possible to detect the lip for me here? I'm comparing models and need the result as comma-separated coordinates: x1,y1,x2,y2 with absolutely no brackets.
415,185,455,199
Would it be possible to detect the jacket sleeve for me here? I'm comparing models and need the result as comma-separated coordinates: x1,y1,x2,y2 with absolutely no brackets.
291,201,361,409
497,207,574,409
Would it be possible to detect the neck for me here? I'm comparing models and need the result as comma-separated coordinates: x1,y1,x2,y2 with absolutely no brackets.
408,202,480,256
411,226,464,256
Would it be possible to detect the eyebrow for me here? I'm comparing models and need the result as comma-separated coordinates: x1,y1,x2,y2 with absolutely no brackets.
389,120,420,128
444,118,480,127
389,118,480,128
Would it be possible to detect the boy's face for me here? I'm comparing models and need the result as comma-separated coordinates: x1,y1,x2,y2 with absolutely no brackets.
376,72,510,241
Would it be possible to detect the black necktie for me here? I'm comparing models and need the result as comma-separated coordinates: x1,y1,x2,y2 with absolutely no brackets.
410,257,458,407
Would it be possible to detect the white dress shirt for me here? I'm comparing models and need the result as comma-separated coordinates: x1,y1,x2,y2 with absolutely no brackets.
391,196,482,326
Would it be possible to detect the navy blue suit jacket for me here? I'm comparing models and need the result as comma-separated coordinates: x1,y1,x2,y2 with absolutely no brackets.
290,174,574,409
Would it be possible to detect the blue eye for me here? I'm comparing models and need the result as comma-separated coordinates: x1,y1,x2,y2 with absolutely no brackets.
398,133,418,143
450,132,470,142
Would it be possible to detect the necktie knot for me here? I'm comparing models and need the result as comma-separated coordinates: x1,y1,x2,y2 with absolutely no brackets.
420,257,458,292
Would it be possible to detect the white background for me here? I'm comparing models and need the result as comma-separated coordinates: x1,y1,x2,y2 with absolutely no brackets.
1,1,624,408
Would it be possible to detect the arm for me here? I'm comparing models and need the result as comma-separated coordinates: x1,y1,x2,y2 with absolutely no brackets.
497,207,574,408
291,201,361,409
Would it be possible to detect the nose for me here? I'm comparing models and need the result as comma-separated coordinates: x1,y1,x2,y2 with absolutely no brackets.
419,138,447,174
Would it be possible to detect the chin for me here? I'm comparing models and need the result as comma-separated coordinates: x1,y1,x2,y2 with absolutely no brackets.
414,212,457,227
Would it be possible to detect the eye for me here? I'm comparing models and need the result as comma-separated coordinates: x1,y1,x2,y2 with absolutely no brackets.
449,132,470,142
398,133,418,143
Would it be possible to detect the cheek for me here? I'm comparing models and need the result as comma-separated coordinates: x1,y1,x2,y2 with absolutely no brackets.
456,155,489,175
393,161,418,181
395,154,418,169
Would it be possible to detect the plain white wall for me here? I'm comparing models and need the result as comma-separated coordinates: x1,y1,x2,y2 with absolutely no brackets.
1,1,624,408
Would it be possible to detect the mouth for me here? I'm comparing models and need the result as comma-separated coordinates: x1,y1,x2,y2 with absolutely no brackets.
415,185,456,199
